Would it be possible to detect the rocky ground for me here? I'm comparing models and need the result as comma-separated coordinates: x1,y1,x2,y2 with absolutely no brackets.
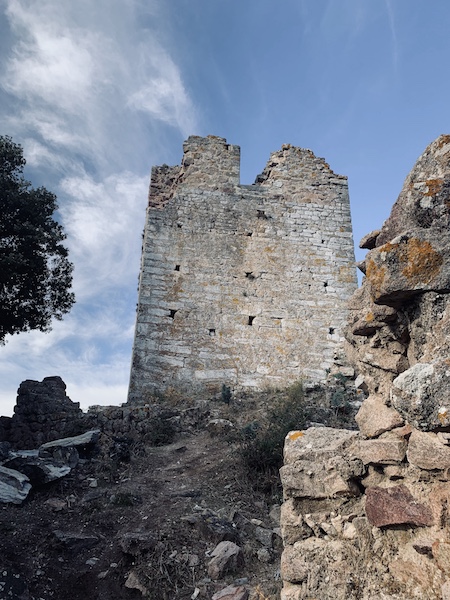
0,380,359,600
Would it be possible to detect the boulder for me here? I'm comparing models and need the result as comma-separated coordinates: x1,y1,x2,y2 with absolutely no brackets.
0,465,31,504
39,429,100,451
3,454,71,485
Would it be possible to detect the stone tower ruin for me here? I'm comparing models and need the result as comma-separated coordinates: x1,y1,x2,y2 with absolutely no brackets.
128,135,357,402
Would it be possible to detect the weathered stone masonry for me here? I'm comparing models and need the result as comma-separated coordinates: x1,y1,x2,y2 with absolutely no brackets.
128,135,357,401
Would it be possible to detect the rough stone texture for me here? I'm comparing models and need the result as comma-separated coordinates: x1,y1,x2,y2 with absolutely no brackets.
355,395,404,438
346,135,450,431
280,135,450,600
280,427,364,499
365,485,434,527
350,432,407,465
129,135,357,400
391,360,450,430
207,540,243,580
0,377,83,449
406,428,450,470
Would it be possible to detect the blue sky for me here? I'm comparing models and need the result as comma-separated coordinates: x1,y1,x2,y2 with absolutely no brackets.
0,0,449,415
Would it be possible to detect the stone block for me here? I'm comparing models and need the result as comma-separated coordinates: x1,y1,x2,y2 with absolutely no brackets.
365,485,433,527
355,395,404,438
350,432,407,465
281,427,364,499
407,429,450,470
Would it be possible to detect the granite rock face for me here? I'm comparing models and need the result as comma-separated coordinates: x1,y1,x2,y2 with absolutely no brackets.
346,134,450,432
280,135,450,600
129,135,357,400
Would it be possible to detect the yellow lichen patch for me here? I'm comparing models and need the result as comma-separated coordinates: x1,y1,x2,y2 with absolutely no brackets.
401,238,443,285
424,178,443,196
365,312,375,322
366,258,386,296
264,246,274,253
288,431,304,441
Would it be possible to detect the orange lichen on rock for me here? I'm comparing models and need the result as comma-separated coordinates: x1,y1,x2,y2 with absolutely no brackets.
367,238,443,292
366,258,386,296
424,178,443,196
365,312,375,322
401,238,443,285
288,431,304,441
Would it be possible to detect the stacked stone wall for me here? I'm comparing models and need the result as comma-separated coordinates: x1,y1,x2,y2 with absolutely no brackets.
279,135,450,600
128,136,357,401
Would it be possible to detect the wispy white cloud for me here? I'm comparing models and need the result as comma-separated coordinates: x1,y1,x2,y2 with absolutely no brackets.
0,0,198,416
384,0,399,71
1,0,197,168
59,172,148,298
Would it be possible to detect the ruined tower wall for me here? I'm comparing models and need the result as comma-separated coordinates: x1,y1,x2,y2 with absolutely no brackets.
128,136,357,402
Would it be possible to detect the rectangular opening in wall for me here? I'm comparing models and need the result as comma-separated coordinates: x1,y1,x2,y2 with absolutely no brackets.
169,309,177,319
248,316,255,326
209,328,216,336
174,265,180,271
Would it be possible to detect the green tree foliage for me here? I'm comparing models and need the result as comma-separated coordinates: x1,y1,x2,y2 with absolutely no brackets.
0,135,75,343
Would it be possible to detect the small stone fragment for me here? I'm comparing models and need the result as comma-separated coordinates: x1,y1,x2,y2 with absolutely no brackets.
207,541,243,580
211,585,249,600
124,571,148,596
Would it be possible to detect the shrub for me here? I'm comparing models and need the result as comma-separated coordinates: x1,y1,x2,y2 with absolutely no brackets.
146,416,176,446
239,382,306,493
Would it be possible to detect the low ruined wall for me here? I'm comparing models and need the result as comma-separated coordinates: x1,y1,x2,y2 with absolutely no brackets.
280,426,450,600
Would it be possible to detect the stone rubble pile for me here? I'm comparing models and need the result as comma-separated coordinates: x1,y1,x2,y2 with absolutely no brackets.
280,135,450,600
0,430,100,504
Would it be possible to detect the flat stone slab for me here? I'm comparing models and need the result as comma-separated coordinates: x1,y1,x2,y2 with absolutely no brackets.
350,433,407,465
0,465,32,504
39,429,100,450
